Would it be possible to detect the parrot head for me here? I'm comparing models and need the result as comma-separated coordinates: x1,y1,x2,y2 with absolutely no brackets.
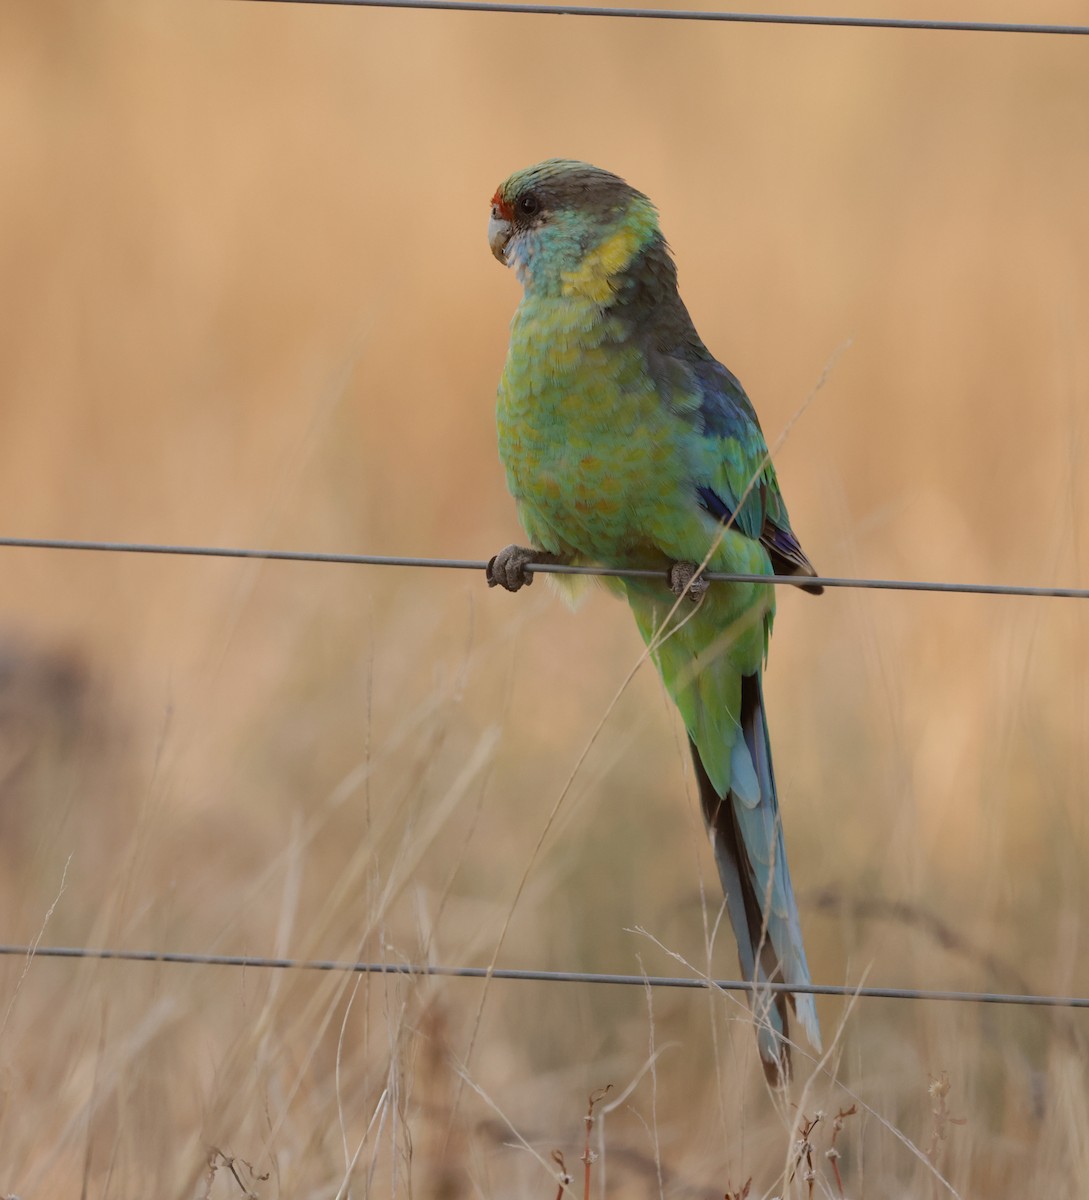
488,159,661,299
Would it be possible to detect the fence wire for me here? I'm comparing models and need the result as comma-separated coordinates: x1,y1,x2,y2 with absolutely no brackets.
2,0,1081,1049
1,536,1087,600
235,0,1089,38
2,944,1087,1009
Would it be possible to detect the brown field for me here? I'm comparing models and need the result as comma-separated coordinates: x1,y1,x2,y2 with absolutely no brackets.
0,2,1087,1196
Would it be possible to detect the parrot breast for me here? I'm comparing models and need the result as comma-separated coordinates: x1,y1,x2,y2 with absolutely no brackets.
497,296,673,563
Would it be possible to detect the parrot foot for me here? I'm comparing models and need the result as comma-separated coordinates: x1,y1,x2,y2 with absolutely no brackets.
669,560,710,602
487,544,562,592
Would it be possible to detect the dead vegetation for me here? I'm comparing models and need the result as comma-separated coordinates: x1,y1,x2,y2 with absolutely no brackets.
0,2,1087,1196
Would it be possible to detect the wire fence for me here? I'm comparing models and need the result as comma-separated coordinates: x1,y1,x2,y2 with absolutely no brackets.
1,534,1085,1018
236,0,1089,39
5,531,1084,1017
1,536,1087,600
4,944,1087,1010
3,0,1084,1037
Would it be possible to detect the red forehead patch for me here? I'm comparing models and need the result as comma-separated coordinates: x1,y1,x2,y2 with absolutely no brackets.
491,189,513,220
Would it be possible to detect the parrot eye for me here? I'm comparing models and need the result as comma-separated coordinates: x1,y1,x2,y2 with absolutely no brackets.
516,192,540,217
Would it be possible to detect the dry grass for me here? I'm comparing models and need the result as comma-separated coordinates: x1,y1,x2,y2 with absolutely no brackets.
0,1,1087,1195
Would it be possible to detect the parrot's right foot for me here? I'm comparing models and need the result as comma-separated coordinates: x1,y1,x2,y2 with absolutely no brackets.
669,561,710,602
487,544,543,592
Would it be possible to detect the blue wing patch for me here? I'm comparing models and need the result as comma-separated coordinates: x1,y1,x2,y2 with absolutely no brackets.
697,483,822,592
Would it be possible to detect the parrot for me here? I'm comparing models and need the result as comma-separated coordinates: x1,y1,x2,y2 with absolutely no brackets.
484,159,821,1084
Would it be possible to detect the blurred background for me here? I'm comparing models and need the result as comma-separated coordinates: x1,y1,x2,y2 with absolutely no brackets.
0,0,1086,1195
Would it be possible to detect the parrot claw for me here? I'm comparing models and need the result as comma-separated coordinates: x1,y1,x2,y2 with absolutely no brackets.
487,544,540,592
669,561,710,602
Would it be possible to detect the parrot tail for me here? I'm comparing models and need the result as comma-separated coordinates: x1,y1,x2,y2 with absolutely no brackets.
690,670,821,1086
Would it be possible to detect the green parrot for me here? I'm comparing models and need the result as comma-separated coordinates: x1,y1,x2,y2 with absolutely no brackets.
485,159,822,1083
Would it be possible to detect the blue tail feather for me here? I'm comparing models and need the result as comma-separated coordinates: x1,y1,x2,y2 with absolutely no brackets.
690,670,820,1084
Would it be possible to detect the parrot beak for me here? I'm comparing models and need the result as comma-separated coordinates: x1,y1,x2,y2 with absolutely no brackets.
488,204,513,264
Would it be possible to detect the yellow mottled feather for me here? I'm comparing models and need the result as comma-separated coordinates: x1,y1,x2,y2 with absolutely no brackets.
560,200,656,301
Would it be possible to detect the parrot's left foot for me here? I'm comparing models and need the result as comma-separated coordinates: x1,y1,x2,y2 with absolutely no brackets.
487,544,567,591
669,561,710,602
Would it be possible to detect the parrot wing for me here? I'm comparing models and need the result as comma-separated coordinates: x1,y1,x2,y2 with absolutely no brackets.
679,357,822,591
